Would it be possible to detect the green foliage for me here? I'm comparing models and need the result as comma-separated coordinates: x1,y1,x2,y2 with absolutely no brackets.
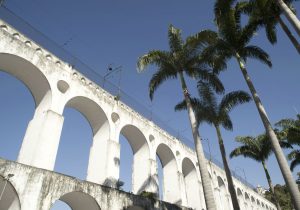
230,133,291,162
236,0,296,45
276,115,300,171
175,81,251,130
116,179,124,190
139,191,158,202
137,24,225,100
265,184,294,210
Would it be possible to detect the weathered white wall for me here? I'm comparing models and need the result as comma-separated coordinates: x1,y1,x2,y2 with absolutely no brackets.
0,19,276,210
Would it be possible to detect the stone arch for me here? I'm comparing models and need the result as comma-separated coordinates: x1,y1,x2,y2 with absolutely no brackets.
0,175,21,210
237,188,245,209
257,199,261,209
0,53,54,169
245,192,250,210
251,196,255,210
51,191,101,210
65,96,110,136
119,124,151,194
60,96,110,182
215,176,230,210
156,143,181,204
182,157,201,209
0,53,52,108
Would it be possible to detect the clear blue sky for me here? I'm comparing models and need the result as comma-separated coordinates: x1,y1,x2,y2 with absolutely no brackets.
0,0,299,209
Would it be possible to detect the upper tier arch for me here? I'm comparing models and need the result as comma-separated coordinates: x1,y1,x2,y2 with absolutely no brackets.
0,53,51,108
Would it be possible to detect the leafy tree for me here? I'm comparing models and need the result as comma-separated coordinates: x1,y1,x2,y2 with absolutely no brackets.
265,184,294,210
175,81,251,210
230,134,291,210
137,25,225,210
205,1,300,208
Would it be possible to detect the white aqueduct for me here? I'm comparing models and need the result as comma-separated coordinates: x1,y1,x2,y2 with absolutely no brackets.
0,19,276,210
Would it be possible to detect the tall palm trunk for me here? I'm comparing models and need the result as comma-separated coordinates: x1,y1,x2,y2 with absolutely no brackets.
215,125,240,210
235,53,300,210
262,160,282,210
276,0,300,37
178,71,217,210
278,16,300,54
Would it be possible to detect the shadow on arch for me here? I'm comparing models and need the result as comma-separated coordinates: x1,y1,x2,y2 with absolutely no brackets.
56,95,110,180
156,143,181,204
51,191,101,210
182,157,201,209
119,124,150,194
0,53,52,108
0,175,21,210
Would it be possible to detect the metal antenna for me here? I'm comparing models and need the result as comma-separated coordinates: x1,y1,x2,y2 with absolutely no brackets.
103,64,122,99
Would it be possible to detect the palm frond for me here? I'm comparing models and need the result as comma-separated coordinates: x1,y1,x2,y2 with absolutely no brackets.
241,45,272,67
137,50,170,72
288,150,300,171
220,114,233,130
174,99,187,111
149,67,177,100
265,21,277,44
219,90,252,114
239,21,258,47
196,71,225,94
168,24,183,54
275,118,296,129
185,30,218,51
230,145,261,161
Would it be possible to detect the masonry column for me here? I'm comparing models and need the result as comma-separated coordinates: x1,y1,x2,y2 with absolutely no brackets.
87,135,120,187
146,158,159,194
178,171,188,207
17,90,64,170
17,109,64,170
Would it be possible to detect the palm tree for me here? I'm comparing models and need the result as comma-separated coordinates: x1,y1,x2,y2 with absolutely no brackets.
276,114,300,144
137,25,224,210
276,115,300,171
240,0,300,54
175,81,251,210
230,134,291,210
275,0,300,37
288,150,300,171
204,1,300,208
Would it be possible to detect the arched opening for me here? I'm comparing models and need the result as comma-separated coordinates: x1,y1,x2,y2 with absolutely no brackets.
0,53,51,165
251,196,255,210
257,199,261,210
119,125,150,194
56,96,109,181
0,53,51,107
237,188,245,209
216,176,230,210
51,191,100,210
51,200,71,210
0,175,21,210
245,193,250,210
182,157,201,209
156,154,163,200
156,143,181,204
119,134,133,192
